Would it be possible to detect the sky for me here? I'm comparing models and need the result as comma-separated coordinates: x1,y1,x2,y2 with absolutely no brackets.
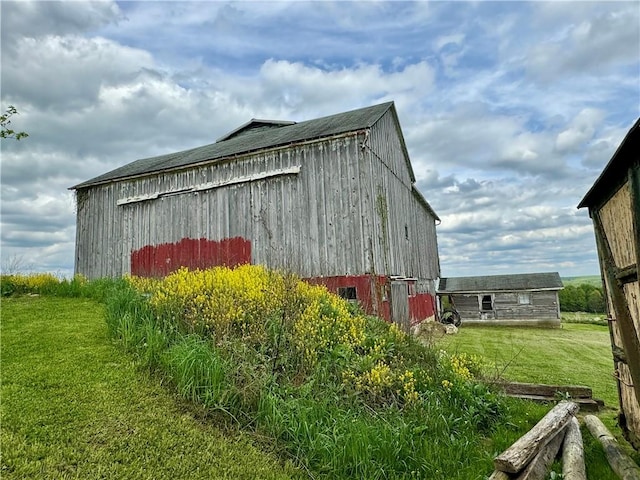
1,0,639,279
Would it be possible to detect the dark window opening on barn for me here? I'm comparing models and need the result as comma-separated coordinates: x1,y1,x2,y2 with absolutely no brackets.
338,287,357,301
481,295,493,311
518,293,531,305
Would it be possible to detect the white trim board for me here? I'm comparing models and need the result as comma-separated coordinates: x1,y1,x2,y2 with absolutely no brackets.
117,165,301,206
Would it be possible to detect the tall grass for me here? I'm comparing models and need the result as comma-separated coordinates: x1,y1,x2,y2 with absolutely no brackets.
561,311,608,325
116,266,514,479
163,335,230,408
6,269,597,479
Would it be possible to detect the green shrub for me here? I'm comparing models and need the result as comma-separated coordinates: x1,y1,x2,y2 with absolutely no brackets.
560,283,606,313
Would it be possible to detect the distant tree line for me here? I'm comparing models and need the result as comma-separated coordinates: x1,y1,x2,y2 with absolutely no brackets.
559,283,606,313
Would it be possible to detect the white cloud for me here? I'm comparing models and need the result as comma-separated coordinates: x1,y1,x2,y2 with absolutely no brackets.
555,108,605,153
1,1,637,279
3,35,154,109
257,59,435,113
526,3,639,82
1,0,121,39
434,33,465,51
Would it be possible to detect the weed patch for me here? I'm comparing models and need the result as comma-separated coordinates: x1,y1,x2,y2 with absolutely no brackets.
119,266,515,478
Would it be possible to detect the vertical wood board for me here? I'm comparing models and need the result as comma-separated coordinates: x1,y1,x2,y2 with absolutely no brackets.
600,182,636,269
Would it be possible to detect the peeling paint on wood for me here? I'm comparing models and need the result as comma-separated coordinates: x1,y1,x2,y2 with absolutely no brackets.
131,237,251,277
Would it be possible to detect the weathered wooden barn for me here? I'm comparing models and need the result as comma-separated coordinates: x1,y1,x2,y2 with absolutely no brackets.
71,102,441,329
578,117,640,449
437,272,563,327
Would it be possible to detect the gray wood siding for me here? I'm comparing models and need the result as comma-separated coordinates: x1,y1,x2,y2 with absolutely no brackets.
450,294,481,320
366,110,413,188
365,110,440,280
493,291,560,319
75,123,439,281
449,291,560,321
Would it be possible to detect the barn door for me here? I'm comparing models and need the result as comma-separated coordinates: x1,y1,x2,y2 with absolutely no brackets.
391,281,410,333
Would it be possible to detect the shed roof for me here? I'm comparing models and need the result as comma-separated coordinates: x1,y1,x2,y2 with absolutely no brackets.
578,117,640,210
72,101,402,189
438,272,563,293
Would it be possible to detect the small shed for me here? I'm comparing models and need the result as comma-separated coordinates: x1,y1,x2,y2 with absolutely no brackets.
71,102,441,330
437,272,563,327
578,117,640,449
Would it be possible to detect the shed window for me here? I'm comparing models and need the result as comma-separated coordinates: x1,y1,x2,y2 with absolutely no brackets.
481,295,493,311
338,287,357,301
518,293,531,305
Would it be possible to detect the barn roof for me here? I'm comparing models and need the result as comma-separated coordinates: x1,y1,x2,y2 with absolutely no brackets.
438,272,563,293
72,101,405,189
578,117,640,210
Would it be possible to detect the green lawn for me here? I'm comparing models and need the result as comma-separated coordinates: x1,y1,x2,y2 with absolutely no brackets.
2,296,637,479
562,275,602,287
0,296,301,479
437,322,640,477
439,323,617,407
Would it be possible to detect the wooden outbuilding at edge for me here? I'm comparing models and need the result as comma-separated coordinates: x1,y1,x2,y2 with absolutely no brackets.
578,117,640,449
437,272,563,327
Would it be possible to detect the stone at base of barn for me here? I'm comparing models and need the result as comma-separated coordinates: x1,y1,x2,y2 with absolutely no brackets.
412,319,458,347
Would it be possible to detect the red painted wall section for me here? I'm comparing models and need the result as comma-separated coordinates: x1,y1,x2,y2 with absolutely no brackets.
306,275,436,325
306,274,391,321
408,290,436,325
131,237,251,277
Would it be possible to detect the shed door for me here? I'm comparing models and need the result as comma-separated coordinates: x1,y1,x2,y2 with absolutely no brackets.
391,281,410,332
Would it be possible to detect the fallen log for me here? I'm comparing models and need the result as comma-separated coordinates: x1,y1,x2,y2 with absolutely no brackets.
505,394,601,412
495,382,593,399
494,401,579,474
562,417,586,480
584,415,640,480
515,427,565,480
488,470,511,480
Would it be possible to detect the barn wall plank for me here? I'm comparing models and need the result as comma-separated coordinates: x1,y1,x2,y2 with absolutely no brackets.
600,183,635,269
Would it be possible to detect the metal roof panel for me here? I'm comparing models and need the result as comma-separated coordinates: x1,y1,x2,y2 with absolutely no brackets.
72,102,394,189
439,272,563,293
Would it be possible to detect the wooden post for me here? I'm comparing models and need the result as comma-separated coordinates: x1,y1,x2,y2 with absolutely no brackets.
584,415,640,480
494,401,579,473
562,417,587,480
515,427,565,480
